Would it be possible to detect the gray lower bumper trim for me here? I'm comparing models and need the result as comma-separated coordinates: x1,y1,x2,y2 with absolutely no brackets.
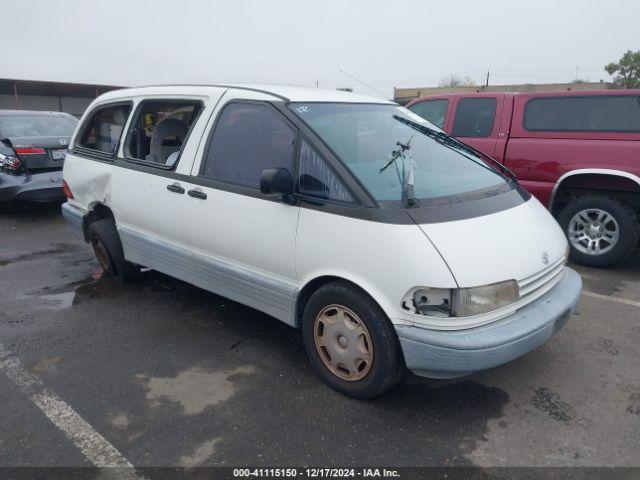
396,268,582,379
61,202,85,240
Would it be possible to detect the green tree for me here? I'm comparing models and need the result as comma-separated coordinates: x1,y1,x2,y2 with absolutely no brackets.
605,50,640,88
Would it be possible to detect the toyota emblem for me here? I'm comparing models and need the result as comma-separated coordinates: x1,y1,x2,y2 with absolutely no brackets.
542,252,550,265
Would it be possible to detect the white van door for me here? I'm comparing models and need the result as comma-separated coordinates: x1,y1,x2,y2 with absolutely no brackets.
184,96,300,325
111,95,218,272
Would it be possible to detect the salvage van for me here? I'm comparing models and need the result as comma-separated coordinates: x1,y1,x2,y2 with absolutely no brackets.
62,85,582,398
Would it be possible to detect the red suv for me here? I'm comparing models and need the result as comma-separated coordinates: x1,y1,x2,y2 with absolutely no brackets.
406,90,640,267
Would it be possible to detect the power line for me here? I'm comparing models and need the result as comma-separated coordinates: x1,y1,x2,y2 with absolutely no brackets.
338,69,390,98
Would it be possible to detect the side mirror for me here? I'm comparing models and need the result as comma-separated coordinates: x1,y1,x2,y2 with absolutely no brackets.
260,168,294,200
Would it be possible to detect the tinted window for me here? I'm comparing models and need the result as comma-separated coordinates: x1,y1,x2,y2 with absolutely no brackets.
452,98,497,138
298,139,353,202
77,104,131,154
201,103,295,187
0,115,76,138
408,99,448,128
524,95,640,132
124,100,201,167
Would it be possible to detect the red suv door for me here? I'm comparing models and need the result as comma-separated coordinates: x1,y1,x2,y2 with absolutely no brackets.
449,94,505,159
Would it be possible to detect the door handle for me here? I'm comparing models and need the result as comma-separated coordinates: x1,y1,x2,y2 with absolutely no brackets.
187,188,207,200
166,183,185,194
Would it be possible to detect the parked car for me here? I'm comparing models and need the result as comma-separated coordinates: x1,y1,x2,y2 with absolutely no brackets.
0,110,78,202
406,90,640,267
62,85,581,398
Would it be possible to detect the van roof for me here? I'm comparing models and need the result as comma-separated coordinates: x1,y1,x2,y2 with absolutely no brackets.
95,84,396,104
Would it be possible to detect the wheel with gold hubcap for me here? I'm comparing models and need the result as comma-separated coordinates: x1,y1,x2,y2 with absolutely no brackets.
302,281,404,398
313,304,374,382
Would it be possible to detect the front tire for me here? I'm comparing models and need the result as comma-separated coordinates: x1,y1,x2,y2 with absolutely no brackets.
558,195,639,267
87,218,141,281
301,282,404,398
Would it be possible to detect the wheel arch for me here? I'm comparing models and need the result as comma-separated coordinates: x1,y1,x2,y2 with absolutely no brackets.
549,169,640,214
82,202,115,242
294,274,389,329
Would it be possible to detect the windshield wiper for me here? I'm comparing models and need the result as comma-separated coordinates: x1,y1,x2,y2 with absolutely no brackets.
392,115,518,182
380,135,418,208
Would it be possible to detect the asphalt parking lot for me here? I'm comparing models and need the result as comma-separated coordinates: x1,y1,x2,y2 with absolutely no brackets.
0,202,639,472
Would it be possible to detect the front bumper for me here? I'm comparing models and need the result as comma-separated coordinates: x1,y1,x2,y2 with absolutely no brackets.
0,170,64,202
395,267,582,379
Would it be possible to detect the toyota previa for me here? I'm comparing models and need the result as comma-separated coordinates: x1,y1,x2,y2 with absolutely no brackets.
62,85,582,398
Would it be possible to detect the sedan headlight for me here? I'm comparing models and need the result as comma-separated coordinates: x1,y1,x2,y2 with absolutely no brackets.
403,280,519,318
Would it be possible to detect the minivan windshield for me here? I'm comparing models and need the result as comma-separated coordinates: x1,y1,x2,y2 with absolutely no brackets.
289,103,510,205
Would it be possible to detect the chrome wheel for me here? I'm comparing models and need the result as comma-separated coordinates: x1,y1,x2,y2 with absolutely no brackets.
568,208,619,256
313,305,373,382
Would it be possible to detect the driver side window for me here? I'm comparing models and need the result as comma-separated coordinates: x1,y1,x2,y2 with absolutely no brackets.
200,102,295,188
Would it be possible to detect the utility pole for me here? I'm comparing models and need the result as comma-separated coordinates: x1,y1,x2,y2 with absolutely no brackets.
485,69,490,88
575,65,579,81
315,80,319,88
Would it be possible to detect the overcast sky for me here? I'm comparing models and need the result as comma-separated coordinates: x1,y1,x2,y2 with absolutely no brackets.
4,0,638,98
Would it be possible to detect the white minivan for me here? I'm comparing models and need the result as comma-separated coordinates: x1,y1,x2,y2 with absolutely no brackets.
62,85,582,398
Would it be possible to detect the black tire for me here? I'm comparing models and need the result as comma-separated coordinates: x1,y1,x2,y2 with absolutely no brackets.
301,281,404,398
87,218,140,281
558,195,640,268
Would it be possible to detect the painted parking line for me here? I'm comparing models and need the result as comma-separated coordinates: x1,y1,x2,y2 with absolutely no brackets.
0,341,144,479
582,290,640,308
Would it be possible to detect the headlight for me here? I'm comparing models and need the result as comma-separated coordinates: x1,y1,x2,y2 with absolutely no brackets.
403,280,519,318
451,280,519,317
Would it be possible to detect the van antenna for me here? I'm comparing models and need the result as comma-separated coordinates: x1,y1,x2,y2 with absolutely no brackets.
339,69,390,100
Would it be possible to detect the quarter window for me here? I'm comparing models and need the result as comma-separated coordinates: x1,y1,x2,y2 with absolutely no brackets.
524,95,640,132
124,100,202,167
298,139,353,202
408,99,448,128
77,103,131,155
201,103,295,187
451,98,497,138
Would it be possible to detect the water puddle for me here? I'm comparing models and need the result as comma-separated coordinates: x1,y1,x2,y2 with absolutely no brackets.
27,267,105,310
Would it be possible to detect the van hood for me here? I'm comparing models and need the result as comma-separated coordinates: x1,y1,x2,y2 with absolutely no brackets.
415,197,567,287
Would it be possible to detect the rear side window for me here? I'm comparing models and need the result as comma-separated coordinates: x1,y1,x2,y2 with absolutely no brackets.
452,98,497,138
76,103,131,155
298,139,353,202
124,100,202,168
200,103,295,188
524,95,640,133
408,99,448,128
